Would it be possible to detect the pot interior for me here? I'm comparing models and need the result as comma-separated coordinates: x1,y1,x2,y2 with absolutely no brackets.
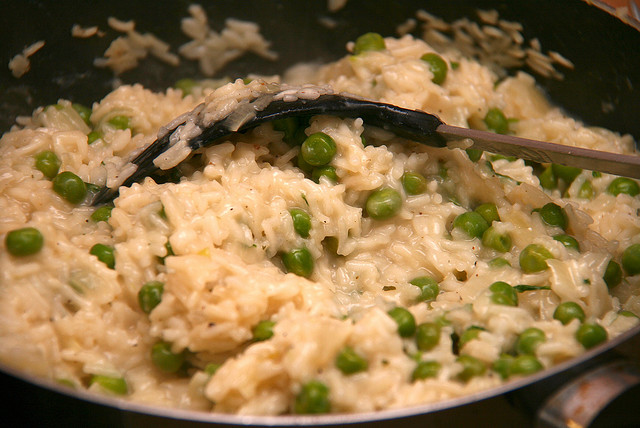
0,1,639,426
1,0,639,140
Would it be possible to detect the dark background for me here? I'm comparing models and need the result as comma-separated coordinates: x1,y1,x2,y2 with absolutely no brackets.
1,0,640,140
0,1,639,427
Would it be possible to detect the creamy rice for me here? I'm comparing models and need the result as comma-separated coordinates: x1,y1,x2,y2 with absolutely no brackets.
1,32,639,416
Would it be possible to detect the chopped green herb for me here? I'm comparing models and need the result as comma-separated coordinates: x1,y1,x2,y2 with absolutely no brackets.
252,320,276,341
513,284,551,293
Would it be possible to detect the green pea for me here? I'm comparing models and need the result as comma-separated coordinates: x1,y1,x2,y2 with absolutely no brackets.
353,32,386,55
108,115,130,130
482,226,512,252
5,227,44,257
410,276,439,302
420,52,448,85
294,380,330,414
252,320,276,341
489,257,511,268
273,117,297,141
312,166,338,184
90,243,115,269
459,326,484,348
456,354,486,382
484,108,509,134
553,301,585,325
622,243,640,276
475,203,500,224
412,360,441,381
335,346,368,375
387,307,416,337
289,209,312,238
607,177,640,196
174,78,197,95
72,103,92,126
87,130,103,144
52,171,87,204
296,152,314,174
282,247,314,278
91,205,113,223
515,327,546,355
401,171,428,195
416,322,441,351
90,375,128,395
151,341,185,373
510,355,544,376
489,281,518,306
603,260,622,289
204,362,221,376
575,323,607,349
493,354,514,379
365,188,402,220
453,211,489,239
553,234,580,251
138,281,164,314
538,203,568,230
552,164,582,184
273,116,308,146
519,244,553,273
538,165,557,190
489,281,512,295
577,180,594,199
300,132,336,167
34,151,61,179
466,148,483,162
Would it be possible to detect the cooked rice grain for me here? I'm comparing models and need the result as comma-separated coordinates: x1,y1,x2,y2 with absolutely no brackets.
8,40,45,78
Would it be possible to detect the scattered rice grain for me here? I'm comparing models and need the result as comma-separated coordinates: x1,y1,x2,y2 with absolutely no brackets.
8,40,45,78
71,24,103,38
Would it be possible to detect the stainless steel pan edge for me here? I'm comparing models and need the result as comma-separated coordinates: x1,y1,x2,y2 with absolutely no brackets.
1,0,639,426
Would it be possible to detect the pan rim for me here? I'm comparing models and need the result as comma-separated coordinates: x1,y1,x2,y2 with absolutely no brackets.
1,324,637,425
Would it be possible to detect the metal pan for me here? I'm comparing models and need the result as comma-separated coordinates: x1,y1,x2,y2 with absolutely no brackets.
0,1,639,427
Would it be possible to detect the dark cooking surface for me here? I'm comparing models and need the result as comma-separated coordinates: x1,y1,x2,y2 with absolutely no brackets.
0,1,639,427
1,0,640,140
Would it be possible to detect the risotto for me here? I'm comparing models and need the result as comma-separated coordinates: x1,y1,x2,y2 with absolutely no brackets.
1,32,639,416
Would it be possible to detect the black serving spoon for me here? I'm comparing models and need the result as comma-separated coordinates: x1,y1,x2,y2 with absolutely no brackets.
91,92,640,205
